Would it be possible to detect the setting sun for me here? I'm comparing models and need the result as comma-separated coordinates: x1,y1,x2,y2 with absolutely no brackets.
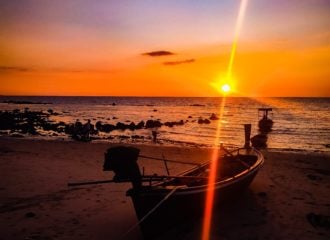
221,84,231,93
210,77,236,95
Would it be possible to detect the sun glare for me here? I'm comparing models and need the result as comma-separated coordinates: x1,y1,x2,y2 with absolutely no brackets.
202,0,249,240
211,78,235,95
221,84,231,93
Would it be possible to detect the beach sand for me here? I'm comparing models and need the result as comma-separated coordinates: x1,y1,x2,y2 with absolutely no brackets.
0,138,329,240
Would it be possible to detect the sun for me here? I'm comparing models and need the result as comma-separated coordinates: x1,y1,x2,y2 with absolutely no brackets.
221,84,231,93
210,73,236,95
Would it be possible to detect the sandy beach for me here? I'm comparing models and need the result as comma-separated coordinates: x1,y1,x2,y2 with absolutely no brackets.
0,138,329,240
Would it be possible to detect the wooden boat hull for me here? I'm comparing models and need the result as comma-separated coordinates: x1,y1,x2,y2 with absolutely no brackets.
127,149,263,239
258,119,273,132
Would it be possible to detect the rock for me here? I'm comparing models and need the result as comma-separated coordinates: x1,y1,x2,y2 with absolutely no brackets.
96,121,116,132
95,121,103,131
102,124,116,133
116,122,128,130
132,135,144,139
128,122,136,130
209,113,219,120
136,121,145,129
145,120,162,128
198,118,211,124
119,135,130,139
164,120,184,127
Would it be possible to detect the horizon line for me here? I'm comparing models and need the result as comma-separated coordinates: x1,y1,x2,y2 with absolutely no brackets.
0,95,329,98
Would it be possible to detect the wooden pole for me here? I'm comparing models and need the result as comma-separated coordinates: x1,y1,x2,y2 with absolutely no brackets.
244,124,251,148
162,153,170,175
68,179,116,186
68,174,210,187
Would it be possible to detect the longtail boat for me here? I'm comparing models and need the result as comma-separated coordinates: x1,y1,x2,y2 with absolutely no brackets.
102,145,264,239
258,108,273,132
68,124,264,239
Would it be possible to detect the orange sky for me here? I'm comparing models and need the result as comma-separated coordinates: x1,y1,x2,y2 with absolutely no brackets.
1,0,329,97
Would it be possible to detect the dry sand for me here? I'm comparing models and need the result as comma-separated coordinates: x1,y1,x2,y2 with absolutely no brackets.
0,138,329,240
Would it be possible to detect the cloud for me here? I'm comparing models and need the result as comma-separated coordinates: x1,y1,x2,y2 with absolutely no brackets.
142,50,174,57
0,66,33,72
163,59,195,66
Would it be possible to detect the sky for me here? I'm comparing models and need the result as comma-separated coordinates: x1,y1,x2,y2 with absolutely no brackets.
1,0,329,97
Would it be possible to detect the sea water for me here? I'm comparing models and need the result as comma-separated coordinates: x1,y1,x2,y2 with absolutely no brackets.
0,96,329,152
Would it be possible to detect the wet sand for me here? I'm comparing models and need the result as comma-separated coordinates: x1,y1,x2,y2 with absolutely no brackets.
0,138,329,240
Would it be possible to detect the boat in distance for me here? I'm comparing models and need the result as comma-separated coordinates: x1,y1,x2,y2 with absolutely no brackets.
258,108,274,133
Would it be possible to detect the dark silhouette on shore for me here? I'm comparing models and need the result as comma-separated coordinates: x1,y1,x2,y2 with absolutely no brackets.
251,108,274,148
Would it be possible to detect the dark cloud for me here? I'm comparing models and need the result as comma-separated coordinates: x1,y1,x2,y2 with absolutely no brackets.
163,59,195,66
50,68,121,74
0,66,32,72
142,50,174,57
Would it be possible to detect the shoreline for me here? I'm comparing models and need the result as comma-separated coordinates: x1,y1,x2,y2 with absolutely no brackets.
1,135,329,154
1,97,329,153
0,138,329,239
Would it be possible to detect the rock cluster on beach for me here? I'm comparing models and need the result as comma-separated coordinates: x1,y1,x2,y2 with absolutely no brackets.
198,118,211,124
0,109,66,136
0,109,222,142
0,107,226,144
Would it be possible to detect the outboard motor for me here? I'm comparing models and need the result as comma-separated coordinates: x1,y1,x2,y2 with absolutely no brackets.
103,146,141,189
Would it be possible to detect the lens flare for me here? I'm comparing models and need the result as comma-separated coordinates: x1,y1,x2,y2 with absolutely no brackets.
202,1,249,240
227,0,248,79
201,97,226,240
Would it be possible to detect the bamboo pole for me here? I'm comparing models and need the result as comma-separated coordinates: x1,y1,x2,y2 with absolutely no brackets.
67,174,209,187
